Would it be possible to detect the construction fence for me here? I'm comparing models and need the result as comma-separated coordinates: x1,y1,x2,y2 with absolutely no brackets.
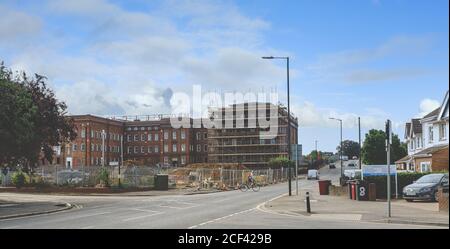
0,165,294,190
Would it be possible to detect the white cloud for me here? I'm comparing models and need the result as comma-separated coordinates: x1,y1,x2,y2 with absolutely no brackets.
306,35,435,84
0,5,42,44
418,98,440,117
291,101,388,130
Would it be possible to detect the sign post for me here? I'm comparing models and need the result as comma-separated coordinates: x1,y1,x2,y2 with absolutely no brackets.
386,120,392,218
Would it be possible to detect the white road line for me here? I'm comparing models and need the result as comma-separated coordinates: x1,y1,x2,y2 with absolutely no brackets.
122,212,163,222
188,208,256,229
81,226,95,229
1,225,21,229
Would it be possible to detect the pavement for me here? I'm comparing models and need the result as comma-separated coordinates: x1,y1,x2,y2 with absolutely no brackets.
0,160,447,229
261,161,449,228
0,201,72,220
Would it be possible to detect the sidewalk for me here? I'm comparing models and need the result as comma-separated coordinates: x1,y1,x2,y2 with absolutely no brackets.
261,184,449,227
0,201,72,220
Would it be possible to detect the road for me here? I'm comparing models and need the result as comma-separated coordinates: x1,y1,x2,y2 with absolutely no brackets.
0,160,440,229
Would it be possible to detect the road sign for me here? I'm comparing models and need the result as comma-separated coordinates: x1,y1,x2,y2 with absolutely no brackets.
362,165,397,177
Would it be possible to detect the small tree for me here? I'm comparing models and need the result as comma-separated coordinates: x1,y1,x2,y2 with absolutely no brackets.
97,167,110,187
11,171,26,189
337,140,360,159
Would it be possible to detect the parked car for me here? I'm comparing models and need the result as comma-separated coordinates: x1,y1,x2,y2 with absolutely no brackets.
347,163,357,168
403,173,449,202
329,164,336,169
307,170,319,180
352,156,358,160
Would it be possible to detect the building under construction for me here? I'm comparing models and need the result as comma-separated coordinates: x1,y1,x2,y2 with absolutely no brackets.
207,103,298,168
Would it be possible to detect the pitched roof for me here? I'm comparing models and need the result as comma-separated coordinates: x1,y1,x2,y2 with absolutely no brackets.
412,144,449,158
423,107,441,119
411,119,422,134
405,122,411,139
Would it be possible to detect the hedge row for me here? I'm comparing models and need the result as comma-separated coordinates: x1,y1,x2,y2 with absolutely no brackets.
362,171,448,199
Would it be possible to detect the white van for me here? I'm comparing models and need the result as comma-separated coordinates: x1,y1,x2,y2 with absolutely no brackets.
307,170,319,180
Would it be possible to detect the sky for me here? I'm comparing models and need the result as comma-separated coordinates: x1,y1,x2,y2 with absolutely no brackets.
0,0,448,154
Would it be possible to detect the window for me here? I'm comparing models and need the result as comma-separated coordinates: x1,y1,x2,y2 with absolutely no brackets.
181,130,186,139
72,144,78,151
81,129,86,138
141,134,146,141
172,131,177,140
148,147,152,153
181,156,186,165
181,144,186,152
439,123,447,141
90,130,94,138
140,127,145,131
204,133,207,139
429,126,434,143
127,134,132,142
204,144,208,152
164,144,169,152
154,133,159,141
134,146,138,153
164,157,169,164
196,132,200,140
91,144,95,151
173,144,177,153
141,146,145,153
126,127,131,131
148,134,152,141
420,162,431,173
128,147,132,154
134,134,139,141
81,143,85,151
197,144,201,152
155,146,159,153
164,131,169,140
133,127,138,131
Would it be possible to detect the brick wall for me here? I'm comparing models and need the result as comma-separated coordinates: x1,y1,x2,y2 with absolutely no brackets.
438,188,449,213
432,147,449,172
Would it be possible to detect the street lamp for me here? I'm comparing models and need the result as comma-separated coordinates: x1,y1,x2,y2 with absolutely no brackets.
329,117,343,183
262,56,292,196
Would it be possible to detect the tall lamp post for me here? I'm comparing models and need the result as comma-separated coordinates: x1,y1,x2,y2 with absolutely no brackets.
329,118,343,182
262,56,292,196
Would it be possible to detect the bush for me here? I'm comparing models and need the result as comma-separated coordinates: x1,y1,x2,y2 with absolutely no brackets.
11,171,26,188
96,167,110,187
363,171,448,199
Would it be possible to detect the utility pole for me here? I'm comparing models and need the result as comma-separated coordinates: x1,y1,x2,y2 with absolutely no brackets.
386,120,392,218
358,117,362,169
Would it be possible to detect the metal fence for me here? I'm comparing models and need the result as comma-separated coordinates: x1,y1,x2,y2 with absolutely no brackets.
1,165,292,190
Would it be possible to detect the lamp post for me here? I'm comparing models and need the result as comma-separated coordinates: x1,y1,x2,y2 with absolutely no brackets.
101,129,106,167
262,56,292,196
329,118,343,182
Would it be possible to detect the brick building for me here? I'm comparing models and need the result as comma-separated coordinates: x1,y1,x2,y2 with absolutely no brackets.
49,103,298,169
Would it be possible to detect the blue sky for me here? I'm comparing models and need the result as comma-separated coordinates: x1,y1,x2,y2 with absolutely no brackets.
0,0,448,154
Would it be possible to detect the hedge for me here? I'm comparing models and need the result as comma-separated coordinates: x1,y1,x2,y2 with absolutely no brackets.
362,171,448,199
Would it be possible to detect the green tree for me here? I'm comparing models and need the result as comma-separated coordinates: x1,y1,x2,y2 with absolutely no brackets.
336,140,360,159
0,62,76,172
361,129,407,165
268,157,294,168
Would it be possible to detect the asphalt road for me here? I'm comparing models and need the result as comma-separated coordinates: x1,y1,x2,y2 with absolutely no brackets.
0,161,441,229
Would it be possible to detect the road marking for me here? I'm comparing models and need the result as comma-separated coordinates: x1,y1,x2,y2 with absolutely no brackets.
188,208,256,229
122,212,163,222
81,226,95,229
1,225,21,229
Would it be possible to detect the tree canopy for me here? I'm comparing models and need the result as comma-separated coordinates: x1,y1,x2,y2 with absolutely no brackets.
337,140,360,159
0,62,76,171
361,129,407,165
